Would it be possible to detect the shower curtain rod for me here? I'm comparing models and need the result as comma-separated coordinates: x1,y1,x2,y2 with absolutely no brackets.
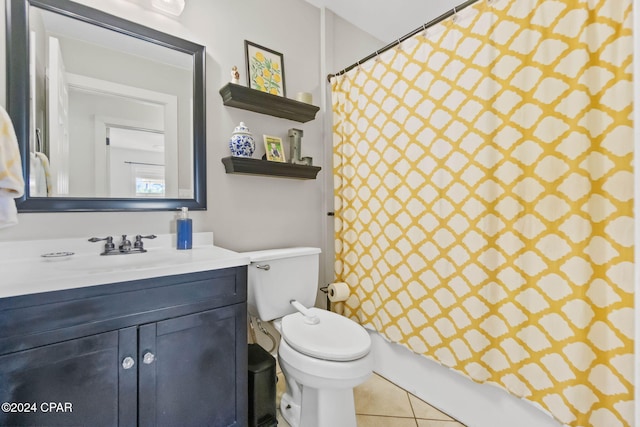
326,0,482,82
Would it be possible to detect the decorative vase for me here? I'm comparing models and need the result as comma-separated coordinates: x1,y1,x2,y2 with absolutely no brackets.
229,122,256,157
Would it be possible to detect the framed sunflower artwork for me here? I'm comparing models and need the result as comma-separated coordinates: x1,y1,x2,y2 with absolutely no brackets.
245,40,286,97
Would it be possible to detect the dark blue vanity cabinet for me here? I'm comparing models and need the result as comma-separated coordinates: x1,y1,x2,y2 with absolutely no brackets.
0,267,248,427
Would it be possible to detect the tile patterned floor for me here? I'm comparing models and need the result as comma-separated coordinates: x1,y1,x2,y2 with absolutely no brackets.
276,370,466,427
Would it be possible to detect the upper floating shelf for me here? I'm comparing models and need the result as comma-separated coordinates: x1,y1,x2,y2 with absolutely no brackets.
219,83,320,123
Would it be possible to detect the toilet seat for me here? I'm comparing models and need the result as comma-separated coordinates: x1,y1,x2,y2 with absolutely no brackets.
281,308,371,362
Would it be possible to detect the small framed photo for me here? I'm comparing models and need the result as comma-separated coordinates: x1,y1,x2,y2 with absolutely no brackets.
264,135,286,162
245,40,286,97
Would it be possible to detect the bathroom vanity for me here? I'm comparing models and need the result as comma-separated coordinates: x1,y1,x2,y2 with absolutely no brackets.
0,235,249,427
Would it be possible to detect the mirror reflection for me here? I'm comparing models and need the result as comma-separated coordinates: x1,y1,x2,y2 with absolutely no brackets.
7,0,206,212
29,6,192,199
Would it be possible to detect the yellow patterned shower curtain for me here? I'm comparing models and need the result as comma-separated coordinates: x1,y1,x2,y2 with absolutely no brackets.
331,0,633,426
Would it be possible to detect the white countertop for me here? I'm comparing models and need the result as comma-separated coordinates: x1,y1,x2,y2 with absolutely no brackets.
0,233,250,299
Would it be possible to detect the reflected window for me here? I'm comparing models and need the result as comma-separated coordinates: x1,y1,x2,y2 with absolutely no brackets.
134,164,166,198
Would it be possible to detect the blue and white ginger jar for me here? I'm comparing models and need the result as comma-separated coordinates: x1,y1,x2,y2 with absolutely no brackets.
229,122,255,157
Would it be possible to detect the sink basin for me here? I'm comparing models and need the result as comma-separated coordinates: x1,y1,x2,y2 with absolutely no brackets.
54,250,183,274
0,233,250,299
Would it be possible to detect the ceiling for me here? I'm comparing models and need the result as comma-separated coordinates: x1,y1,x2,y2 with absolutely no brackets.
303,0,460,43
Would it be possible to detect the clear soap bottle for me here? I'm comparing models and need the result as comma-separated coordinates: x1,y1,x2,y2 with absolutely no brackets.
177,207,192,250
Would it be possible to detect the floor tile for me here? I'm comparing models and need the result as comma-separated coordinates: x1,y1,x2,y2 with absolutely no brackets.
277,411,291,427
356,414,418,427
408,394,454,421
274,368,465,427
416,420,466,427
276,372,286,407
275,372,290,426
354,373,415,418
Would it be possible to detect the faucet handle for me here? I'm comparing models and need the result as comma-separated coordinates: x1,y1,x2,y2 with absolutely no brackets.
89,236,115,249
134,234,157,249
136,234,157,240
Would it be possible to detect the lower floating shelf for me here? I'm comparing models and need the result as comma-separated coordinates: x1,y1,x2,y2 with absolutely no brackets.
221,156,321,180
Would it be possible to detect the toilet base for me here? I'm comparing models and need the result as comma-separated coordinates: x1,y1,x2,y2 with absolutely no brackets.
280,392,301,427
280,384,357,427
277,338,372,427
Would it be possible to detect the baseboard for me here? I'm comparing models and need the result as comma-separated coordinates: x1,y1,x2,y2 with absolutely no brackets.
368,330,564,427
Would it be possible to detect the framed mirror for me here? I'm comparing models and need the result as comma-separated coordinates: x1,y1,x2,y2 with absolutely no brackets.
6,0,206,212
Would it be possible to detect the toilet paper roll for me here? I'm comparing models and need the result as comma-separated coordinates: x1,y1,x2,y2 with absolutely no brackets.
327,282,350,302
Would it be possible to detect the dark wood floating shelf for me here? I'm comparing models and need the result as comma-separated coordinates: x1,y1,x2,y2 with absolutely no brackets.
219,83,320,123
222,156,321,180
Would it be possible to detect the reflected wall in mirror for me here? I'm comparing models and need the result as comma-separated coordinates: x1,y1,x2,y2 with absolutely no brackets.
7,0,206,211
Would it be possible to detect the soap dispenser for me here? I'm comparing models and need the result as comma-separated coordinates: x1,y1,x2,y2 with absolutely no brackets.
177,207,192,250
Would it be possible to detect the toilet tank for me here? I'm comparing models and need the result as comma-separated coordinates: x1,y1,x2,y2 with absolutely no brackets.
244,247,321,321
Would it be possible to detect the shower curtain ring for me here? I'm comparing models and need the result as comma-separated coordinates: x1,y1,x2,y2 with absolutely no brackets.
452,6,458,22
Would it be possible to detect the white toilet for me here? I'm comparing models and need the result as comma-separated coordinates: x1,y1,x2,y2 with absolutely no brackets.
245,247,373,427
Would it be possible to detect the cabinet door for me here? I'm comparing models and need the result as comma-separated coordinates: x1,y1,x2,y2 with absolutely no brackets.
138,304,247,427
0,330,129,427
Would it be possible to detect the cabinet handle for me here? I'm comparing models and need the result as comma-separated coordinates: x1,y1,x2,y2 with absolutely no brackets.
256,264,270,271
122,356,135,370
143,352,156,365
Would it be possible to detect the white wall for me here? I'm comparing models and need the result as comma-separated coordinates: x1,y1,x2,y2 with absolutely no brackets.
0,0,328,286
304,0,459,43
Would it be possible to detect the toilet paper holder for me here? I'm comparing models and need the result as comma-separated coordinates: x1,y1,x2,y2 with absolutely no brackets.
320,285,330,310
320,282,350,312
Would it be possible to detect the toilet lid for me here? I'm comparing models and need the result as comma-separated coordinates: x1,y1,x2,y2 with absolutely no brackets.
281,308,371,362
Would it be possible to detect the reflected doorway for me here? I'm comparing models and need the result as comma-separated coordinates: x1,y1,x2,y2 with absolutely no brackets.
105,125,166,198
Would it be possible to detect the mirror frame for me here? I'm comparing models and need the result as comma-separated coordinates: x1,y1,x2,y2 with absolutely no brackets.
6,0,207,212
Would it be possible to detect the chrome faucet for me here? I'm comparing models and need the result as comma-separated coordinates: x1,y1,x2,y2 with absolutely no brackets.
119,235,132,252
89,234,156,255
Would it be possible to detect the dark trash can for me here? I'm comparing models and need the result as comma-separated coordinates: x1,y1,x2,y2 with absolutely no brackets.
248,343,278,427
